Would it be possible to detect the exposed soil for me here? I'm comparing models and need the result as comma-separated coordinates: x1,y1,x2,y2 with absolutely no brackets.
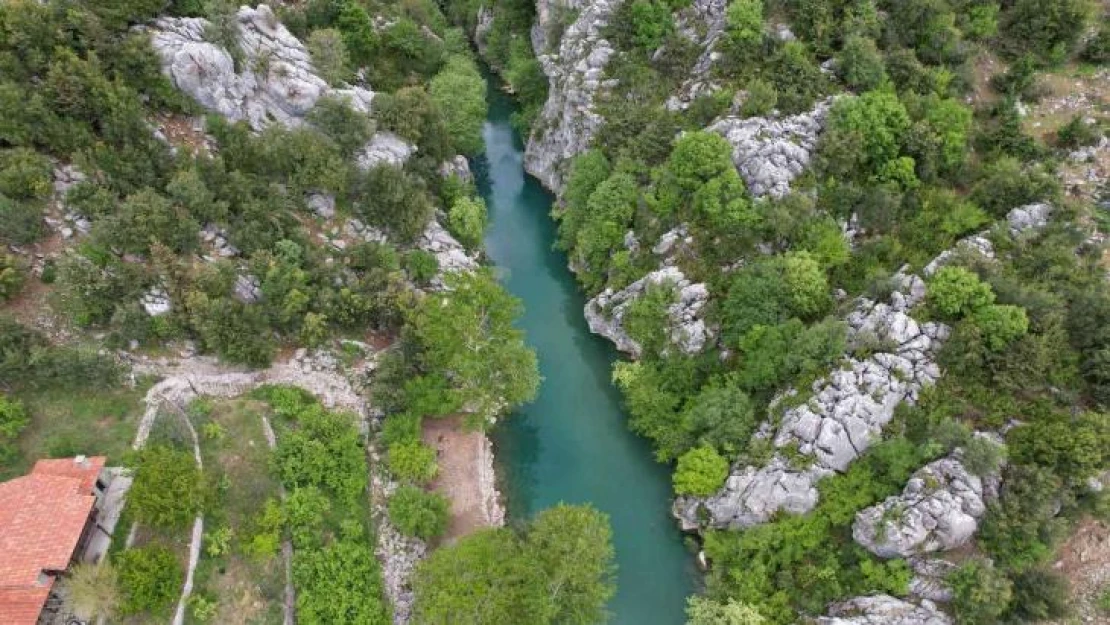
1046,517,1110,625
422,415,503,543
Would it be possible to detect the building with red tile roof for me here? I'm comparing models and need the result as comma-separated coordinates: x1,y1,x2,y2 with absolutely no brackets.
0,456,106,625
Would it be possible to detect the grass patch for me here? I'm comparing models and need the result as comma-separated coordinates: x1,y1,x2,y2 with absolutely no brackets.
6,383,147,479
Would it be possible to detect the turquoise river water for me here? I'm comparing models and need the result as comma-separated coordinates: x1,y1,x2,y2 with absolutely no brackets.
475,78,697,623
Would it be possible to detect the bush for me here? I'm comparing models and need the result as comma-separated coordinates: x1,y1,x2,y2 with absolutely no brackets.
0,394,30,468
387,441,438,483
389,485,450,540
128,445,205,531
306,94,375,156
447,196,488,249
63,561,120,621
429,56,488,155
948,559,1013,625
999,0,1092,63
927,266,994,319
116,545,183,617
0,253,24,302
0,194,44,245
1056,114,1102,149
740,78,778,117
404,249,439,284
306,28,350,85
837,35,886,91
292,521,391,625
0,148,52,200
673,446,729,496
971,304,1029,351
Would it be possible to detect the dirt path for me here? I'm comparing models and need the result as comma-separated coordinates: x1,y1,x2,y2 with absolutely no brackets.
422,416,505,543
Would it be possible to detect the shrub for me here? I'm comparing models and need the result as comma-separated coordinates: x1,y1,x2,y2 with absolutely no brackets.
447,196,488,249
0,194,44,245
403,249,439,284
63,561,120,621
116,545,183,617
306,94,375,156
128,445,205,531
429,56,488,155
972,304,1029,351
306,28,350,85
837,35,886,91
0,253,24,302
740,78,778,117
0,394,30,466
673,446,729,496
389,485,450,540
927,266,994,319
387,441,438,483
948,559,1013,625
1056,114,1102,149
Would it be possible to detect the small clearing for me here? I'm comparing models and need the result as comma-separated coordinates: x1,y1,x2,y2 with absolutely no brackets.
422,415,504,543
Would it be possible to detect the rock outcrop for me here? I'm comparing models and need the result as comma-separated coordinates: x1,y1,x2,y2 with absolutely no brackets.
818,595,952,625
664,0,727,110
674,273,947,529
524,0,620,192
584,265,712,358
674,202,1053,531
707,99,832,198
853,458,987,558
149,4,412,166
419,220,480,289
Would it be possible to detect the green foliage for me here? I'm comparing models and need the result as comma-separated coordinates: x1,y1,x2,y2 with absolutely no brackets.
740,79,778,118
404,270,539,425
969,157,1058,217
292,521,391,625
128,445,205,531
556,150,611,250
351,165,434,242
1007,411,1109,483
412,504,615,625
1056,114,1102,149
0,253,24,303
927,266,995,319
821,90,911,182
94,188,200,255
680,381,758,457
389,484,450,540
0,394,29,466
0,148,52,200
404,249,440,284
1082,22,1110,64
972,304,1029,350
685,596,765,625
725,0,763,54
1007,568,1070,621
273,405,367,503
674,446,729,496
961,436,1006,477
837,35,886,91
306,94,375,156
0,194,44,245
948,559,1013,625
628,0,675,50
387,441,439,483
116,545,183,617
306,28,350,85
429,56,488,154
999,0,1092,63
447,196,488,249
768,41,827,114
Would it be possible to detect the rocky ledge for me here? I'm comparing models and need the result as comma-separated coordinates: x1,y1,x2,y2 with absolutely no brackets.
149,4,413,167
584,265,712,358
818,595,952,625
707,99,832,198
852,457,988,559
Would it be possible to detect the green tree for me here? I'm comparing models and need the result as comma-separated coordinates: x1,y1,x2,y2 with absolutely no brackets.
781,251,829,318
307,28,350,85
0,253,24,303
674,446,729,496
725,0,763,55
128,445,205,531
387,441,439,483
948,559,1013,625
0,393,29,467
1000,0,1092,62
307,94,375,156
557,150,611,250
351,165,434,242
429,56,488,155
116,545,183,617
526,504,616,625
972,304,1029,351
293,522,391,625
927,266,995,319
389,485,450,540
404,270,539,425
821,90,910,181
837,35,886,91
447,196,488,249
627,0,674,50
686,596,766,625
681,382,758,456
412,527,551,624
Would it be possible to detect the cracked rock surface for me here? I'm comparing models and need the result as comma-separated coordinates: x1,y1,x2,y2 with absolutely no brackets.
524,0,620,192
150,4,412,167
673,203,1052,531
853,458,987,558
818,595,952,625
707,99,832,198
584,265,712,358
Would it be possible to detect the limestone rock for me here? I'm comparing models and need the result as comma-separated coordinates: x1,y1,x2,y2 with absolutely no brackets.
819,595,952,625
584,266,712,357
306,192,335,219
357,132,417,169
439,155,473,183
419,220,479,289
149,5,415,169
233,274,262,304
524,0,620,192
1007,202,1053,236
707,99,832,198
853,458,987,558
141,288,172,317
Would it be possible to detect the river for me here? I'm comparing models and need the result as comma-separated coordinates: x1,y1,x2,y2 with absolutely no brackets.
474,78,697,623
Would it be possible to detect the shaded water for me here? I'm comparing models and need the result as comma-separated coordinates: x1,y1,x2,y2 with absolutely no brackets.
475,79,696,624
